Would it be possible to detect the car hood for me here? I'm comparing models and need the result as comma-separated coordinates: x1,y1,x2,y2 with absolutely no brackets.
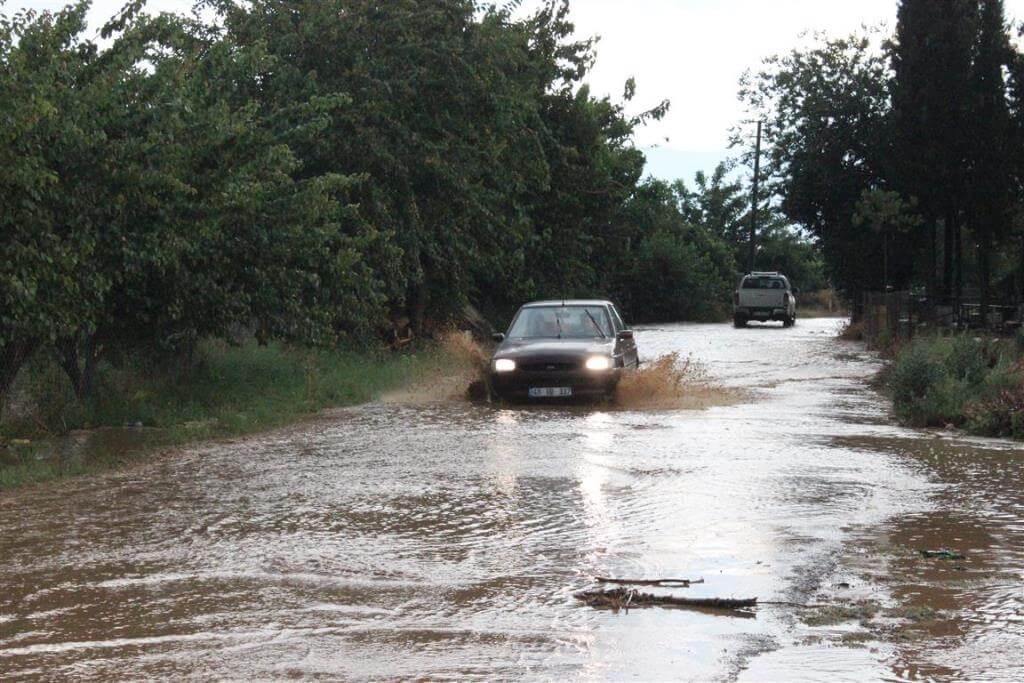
494,338,614,361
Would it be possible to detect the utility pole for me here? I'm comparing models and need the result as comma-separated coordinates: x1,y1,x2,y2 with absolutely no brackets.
748,120,762,274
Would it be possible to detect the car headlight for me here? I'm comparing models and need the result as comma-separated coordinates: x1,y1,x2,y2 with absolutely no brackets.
494,358,516,372
585,356,612,371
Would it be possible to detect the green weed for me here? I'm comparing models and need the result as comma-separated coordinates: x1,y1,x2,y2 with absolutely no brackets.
1,341,441,490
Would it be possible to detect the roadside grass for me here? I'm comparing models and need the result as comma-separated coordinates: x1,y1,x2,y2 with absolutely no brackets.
886,332,1024,438
0,341,443,490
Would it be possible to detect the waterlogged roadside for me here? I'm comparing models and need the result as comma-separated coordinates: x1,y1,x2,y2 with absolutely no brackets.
0,344,448,491
798,431,1024,681
640,320,1024,680
0,428,168,492
739,431,1024,682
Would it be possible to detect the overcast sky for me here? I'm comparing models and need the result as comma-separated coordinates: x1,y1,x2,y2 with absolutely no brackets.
14,0,1024,181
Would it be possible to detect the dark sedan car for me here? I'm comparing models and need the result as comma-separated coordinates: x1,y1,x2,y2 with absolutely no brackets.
488,300,639,401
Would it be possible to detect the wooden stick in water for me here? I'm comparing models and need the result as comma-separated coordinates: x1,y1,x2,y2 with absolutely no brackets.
576,587,756,611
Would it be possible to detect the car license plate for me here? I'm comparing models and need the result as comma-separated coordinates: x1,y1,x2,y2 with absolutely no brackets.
529,387,572,398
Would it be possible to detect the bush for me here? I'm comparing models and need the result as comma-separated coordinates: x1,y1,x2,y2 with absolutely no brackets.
946,336,988,385
890,340,958,426
625,230,733,322
889,334,1024,436
963,359,1024,437
1015,326,1024,354
873,326,893,352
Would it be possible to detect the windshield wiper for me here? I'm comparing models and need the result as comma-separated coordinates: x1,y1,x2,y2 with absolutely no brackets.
584,309,607,338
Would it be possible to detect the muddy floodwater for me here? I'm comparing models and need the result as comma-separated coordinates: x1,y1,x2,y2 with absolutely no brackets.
2,319,1023,681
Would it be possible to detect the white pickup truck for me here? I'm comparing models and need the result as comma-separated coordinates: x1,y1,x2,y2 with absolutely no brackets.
733,272,797,327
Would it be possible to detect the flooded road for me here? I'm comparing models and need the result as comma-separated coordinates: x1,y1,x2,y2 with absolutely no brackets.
2,318,1023,681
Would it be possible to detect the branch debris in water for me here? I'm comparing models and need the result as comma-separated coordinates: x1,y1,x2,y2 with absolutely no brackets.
575,587,757,612
920,548,966,560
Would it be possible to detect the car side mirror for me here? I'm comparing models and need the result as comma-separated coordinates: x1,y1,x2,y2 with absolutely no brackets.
617,330,634,340
492,332,505,342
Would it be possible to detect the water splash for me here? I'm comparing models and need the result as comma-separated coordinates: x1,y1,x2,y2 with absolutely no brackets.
384,336,737,410
614,353,739,410
381,330,487,404
437,329,490,375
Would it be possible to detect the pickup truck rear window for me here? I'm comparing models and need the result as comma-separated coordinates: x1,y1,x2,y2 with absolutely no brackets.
742,277,786,290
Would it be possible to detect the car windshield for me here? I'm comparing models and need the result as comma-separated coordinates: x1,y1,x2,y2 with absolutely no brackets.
508,306,612,339
742,277,786,290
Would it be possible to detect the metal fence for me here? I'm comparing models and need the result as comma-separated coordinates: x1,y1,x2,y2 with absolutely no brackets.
862,290,1023,345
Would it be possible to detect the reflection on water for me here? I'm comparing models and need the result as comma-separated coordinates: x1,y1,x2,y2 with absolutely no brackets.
1,318,1022,681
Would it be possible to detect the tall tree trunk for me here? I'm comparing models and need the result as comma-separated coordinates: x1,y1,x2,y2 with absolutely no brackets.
0,339,37,420
1019,233,1024,306
927,216,938,302
851,289,864,323
58,333,100,400
954,214,963,308
943,214,954,303
980,234,992,329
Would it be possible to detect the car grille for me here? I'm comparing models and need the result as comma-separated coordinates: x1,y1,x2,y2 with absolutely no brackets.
520,361,580,372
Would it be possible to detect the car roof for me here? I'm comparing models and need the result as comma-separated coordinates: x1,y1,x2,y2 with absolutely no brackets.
521,299,613,308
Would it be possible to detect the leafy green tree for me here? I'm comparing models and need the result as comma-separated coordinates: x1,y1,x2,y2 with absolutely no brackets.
0,4,108,407
852,189,923,291
967,0,1015,320
1006,26,1024,295
524,84,654,303
626,231,732,322
676,162,824,292
678,163,747,255
204,0,670,327
87,8,383,395
754,224,827,293
614,179,735,322
205,0,561,329
4,0,760,424
2,1,390,401
891,0,977,300
737,32,899,311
